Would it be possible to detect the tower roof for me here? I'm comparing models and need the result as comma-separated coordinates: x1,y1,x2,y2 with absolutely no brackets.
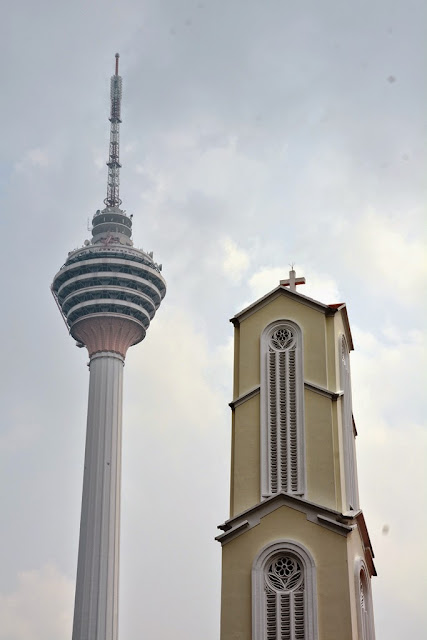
230,282,354,350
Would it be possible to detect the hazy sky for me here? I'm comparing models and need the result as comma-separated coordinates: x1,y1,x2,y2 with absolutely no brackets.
1,1,426,638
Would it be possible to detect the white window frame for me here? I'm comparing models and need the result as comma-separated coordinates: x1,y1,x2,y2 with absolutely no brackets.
260,320,305,499
252,540,318,640
354,557,375,640
339,335,359,511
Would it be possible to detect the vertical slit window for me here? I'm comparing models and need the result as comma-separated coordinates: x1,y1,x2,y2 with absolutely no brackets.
262,322,304,498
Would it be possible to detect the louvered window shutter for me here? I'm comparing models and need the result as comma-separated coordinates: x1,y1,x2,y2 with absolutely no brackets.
265,324,303,496
264,555,305,640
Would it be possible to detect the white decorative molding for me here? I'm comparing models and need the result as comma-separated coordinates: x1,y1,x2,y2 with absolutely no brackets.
316,514,355,535
252,540,318,640
229,385,261,410
339,335,359,510
260,320,305,499
354,557,376,640
304,380,343,401
230,286,335,327
228,381,342,411
216,492,354,545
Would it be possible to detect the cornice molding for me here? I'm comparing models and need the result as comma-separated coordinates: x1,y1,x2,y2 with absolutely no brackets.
216,492,354,545
230,286,336,327
229,381,343,410
229,386,260,409
304,381,343,401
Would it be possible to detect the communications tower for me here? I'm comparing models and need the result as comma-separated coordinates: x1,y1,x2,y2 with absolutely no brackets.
52,54,166,640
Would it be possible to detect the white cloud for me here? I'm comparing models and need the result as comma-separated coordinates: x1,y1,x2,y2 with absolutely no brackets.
221,236,250,284
14,148,50,172
119,306,230,638
124,304,231,447
92,147,105,170
0,422,40,453
136,129,268,208
357,419,427,638
343,207,427,305
351,325,425,428
350,326,427,639
0,565,73,640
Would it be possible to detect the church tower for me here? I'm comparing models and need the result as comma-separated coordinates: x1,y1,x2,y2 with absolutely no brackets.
217,271,376,640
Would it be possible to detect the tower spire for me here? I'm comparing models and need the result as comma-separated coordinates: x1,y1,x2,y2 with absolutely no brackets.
104,52,122,208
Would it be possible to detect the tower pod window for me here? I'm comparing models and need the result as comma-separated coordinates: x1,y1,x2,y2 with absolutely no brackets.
261,321,305,498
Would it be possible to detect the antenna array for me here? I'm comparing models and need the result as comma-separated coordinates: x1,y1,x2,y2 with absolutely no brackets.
104,53,123,208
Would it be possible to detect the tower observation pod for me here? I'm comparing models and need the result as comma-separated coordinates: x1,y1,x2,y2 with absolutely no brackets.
51,54,166,640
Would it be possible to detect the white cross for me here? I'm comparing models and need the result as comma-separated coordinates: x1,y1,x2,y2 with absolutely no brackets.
280,269,306,292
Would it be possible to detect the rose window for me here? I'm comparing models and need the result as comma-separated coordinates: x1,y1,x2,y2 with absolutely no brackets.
266,555,303,592
269,327,295,351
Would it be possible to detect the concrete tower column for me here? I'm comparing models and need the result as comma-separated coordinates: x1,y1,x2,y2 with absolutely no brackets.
72,351,124,640
69,316,143,640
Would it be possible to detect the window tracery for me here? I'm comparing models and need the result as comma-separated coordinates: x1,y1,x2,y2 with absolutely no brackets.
253,541,317,640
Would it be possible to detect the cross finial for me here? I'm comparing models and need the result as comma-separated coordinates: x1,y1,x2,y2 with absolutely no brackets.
280,268,306,292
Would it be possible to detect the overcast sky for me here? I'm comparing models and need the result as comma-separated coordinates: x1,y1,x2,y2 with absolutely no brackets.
1,1,426,638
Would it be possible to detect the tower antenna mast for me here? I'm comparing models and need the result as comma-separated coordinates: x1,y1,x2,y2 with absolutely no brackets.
104,52,123,208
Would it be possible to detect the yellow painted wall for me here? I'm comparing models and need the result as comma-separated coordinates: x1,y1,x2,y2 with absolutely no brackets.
235,296,329,398
222,291,368,639
304,389,336,509
220,506,353,640
230,292,351,515
231,394,260,516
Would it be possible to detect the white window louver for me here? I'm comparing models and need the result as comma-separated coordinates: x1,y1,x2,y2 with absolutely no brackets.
263,323,304,496
264,555,305,640
253,541,317,640
340,336,359,511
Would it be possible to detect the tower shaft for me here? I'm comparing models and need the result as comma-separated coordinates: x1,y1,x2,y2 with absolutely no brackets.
72,352,123,640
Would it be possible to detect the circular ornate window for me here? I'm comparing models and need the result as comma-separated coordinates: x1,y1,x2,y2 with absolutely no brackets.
269,326,295,351
265,555,303,592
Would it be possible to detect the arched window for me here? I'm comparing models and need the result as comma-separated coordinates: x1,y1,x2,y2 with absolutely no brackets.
339,335,359,510
252,541,317,640
355,558,375,640
261,321,305,498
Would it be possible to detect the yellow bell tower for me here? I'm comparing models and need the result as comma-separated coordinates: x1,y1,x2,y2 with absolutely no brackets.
217,271,376,640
